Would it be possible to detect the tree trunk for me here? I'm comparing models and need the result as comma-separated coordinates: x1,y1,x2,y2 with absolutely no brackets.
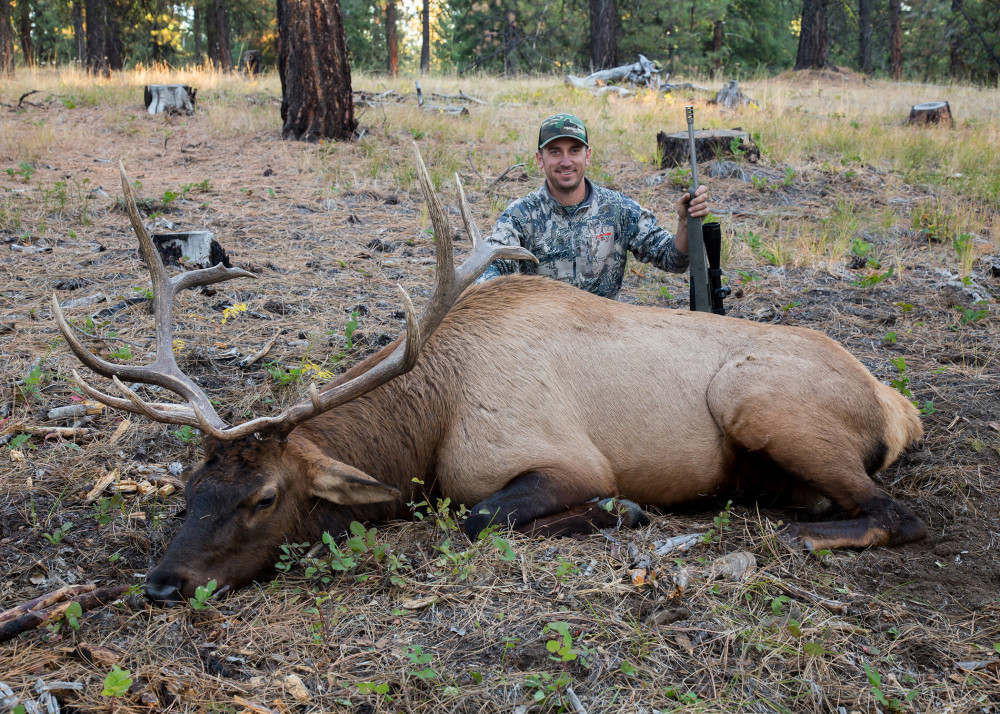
106,0,121,70
889,0,901,80
85,0,108,75
16,0,30,66
0,0,14,74
502,3,516,75
712,19,723,75
277,0,357,142
949,0,962,79
193,1,203,64
589,0,618,70
420,0,429,73
385,0,397,76
858,0,871,73
795,0,828,70
72,0,84,63
205,0,231,70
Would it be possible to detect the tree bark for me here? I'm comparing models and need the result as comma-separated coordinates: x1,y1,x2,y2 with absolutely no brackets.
85,0,109,75
0,0,14,74
889,0,901,80
949,0,962,79
420,0,429,73
277,0,357,142
385,0,398,76
193,0,203,64
106,1,122,70
858,0,871,73
589,0,618,70
503,3,516,75
712,19,724,75
72,0,84,63
795,0,828,70
16,0,30,66
207,0,231,70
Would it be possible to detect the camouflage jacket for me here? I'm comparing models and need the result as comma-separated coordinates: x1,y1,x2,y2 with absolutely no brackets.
477,179,688,299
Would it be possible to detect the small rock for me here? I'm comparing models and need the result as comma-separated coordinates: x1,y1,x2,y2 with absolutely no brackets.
168,462,184,477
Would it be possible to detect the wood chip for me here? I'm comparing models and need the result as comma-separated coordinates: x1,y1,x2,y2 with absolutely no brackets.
401,595,441,610
82,470,118,504
233,695,277,714
283,674,311,702
108,419,132,445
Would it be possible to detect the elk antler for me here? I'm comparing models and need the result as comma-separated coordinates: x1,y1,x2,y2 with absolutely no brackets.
55,149,535,441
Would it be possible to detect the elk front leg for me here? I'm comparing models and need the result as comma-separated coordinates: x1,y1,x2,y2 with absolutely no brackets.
464,472,649,540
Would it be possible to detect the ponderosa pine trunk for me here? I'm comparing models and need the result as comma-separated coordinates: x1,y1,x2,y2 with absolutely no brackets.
85,0,108,75
794,0,828,70
712,19,723,75
0,0,14,74
420,0,429,72
589,0,617,70
277,0,356,142
72,0,84,63
207,0,231,70
949,0,962,79
889,0,901,79
385,0,397,76
16,0,31,66
858,0,871,73
193,1,203,64
106,2,122,70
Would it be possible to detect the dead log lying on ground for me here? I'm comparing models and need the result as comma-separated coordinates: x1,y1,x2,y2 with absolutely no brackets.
566,55,711,96
656,128,760,168
144,84,197,115
908,101,953,126
0,584,129,643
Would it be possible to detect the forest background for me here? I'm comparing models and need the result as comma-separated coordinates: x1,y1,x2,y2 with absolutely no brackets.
0,0,997,85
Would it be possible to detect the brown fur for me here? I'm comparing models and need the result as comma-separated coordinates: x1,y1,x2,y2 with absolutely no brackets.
146,275,925,602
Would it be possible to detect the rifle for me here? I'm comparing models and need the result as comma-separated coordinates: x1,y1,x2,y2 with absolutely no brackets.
685,106,730,315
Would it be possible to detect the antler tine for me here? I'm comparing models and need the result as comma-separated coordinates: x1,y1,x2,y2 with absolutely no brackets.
52,164,261,437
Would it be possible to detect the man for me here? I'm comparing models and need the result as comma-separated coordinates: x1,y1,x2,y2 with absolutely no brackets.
478,113,710,300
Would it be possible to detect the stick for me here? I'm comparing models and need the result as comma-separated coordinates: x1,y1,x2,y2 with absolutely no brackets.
487,163,526,193
239,329,282,368
0,584,96,625
17,90,40,108
466,144,483,182
764,574,849,615
0,585,129,644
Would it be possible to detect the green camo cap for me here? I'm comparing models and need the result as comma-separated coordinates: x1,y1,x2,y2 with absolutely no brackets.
537,113,589,149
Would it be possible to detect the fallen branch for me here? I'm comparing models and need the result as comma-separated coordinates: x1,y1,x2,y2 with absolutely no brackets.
17,90,40,108
240,329,283,368
8,423,99,441
764,572,849,614
488,163,527,193
0,584,129,643
0,585,95,625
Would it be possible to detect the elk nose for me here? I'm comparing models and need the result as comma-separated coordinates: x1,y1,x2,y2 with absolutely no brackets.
145,570,187,606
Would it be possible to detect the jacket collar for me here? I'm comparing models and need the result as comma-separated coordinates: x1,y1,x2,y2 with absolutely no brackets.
540,178,595,215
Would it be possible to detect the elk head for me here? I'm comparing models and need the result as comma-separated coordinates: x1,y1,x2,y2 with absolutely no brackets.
54,148,535,604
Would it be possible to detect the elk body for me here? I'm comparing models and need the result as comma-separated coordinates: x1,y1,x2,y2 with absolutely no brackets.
55,152,926,604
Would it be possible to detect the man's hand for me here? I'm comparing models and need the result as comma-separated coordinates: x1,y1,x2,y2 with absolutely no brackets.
673,185,709,254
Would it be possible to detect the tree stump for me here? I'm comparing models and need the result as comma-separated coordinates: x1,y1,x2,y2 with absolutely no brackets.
152,231,231,269
239,49,262,75
144,85,197,115
710,81,759,110
657,129,760,168
908,101,953,126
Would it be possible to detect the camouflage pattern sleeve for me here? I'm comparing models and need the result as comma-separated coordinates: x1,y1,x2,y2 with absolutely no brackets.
475,204,532,283
620,197,689,274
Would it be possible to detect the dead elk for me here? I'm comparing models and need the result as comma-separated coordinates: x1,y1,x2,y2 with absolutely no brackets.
53,152,926,604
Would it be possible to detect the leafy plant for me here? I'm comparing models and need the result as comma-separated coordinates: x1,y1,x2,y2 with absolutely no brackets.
101,664,133,703
43,521,73,544
6,433,32,452
108,345,133,361
94,492,125,526
188,579,218,610
863,663,916,711
524,671,574,710
405,645,438,681
65,601,83,630
959,302,989,325
701,500,733,543
173,425,200,445
851,266,894,288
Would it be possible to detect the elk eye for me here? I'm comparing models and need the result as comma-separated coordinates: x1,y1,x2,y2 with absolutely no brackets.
255,493,277,511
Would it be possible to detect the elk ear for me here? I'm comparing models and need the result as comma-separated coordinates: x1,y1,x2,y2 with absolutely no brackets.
310,459,400,505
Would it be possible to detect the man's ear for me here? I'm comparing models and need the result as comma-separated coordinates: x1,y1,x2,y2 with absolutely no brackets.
310,457,400,505
536,150,544,169
585,147,592,165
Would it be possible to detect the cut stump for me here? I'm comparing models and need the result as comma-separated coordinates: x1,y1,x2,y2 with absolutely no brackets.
657,129,760,168
710,81,759,110
908,101,953,126
239,50,262,75
144,85,197,115
152,231,231,269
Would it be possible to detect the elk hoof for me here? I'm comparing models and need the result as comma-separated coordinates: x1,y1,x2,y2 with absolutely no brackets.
597,498,651,529
778,522,816,552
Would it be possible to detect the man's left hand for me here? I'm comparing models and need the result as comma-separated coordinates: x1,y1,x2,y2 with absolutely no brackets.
676,185,710,220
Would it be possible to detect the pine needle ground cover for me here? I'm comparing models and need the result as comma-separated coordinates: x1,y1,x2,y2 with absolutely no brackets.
1,67,998,712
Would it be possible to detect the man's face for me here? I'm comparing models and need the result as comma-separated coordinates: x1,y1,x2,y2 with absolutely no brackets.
536,138,591,196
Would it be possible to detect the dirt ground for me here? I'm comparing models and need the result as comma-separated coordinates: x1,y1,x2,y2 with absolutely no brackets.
1,75,999,713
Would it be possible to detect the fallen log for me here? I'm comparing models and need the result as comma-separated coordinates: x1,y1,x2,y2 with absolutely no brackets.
152,231,232,269
565,54,661,90
908,101,953,126
656,128,760,168
0,584,129,643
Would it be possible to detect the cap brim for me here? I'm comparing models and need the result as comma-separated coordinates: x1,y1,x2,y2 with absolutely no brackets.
538,135,589,149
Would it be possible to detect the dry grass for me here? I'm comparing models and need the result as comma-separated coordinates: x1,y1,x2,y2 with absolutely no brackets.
1,65,999,712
